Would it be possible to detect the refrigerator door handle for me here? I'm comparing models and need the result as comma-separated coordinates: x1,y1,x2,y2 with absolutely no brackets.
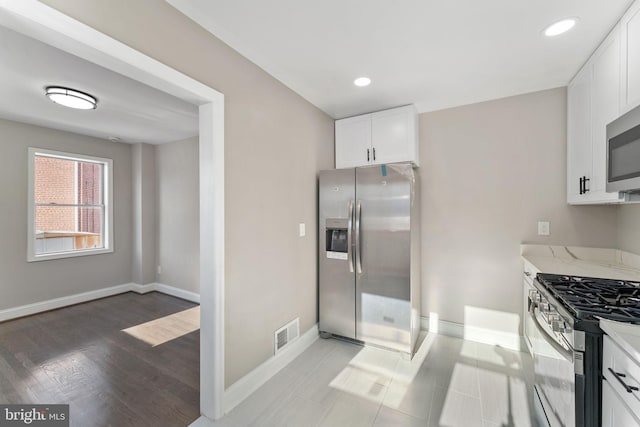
355,200,362,274
347,199,354,273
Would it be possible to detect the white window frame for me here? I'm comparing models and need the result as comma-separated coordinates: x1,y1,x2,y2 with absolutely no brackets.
27,147,114,262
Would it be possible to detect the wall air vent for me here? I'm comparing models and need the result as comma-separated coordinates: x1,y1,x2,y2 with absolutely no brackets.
274,318,300,355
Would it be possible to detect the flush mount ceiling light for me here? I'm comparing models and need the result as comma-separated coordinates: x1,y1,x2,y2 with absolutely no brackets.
354,77,371,87
544,18,578,37
45,86,97,110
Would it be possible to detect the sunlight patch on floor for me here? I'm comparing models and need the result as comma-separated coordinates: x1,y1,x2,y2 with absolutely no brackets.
329,332,435,405
122,306,200,346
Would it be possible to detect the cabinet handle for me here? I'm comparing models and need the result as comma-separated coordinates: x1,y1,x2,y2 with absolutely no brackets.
579,176,584,195
608,368,639,393
584,177,590,193
373,147,376,161
367,148,370,162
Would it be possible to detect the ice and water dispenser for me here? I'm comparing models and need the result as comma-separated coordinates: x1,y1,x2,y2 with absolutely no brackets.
325,218,349,260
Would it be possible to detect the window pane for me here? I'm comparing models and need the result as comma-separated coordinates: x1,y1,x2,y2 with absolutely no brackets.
34,157,75,205
34,156,103,205
78,161,103,205
35,205,103,255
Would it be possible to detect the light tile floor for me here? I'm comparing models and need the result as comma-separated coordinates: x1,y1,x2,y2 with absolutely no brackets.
214,333,536,427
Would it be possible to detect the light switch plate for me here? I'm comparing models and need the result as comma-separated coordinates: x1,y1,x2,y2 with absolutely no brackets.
299,223,306,237
538,221,550,236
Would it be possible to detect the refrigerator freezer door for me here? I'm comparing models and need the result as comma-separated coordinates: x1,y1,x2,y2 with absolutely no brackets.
319,168,356,339
355,163,413,352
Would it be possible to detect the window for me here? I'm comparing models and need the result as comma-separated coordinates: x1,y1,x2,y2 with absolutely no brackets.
28,148,113,261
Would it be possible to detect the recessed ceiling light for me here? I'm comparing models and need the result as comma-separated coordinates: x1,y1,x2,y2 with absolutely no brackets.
45,86,97,110
354,77,371,87
544,18,577,37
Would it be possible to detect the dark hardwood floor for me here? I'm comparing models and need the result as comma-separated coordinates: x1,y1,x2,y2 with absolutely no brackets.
0,292,200,427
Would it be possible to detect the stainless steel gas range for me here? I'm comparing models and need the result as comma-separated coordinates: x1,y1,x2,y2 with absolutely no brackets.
528,273,640,427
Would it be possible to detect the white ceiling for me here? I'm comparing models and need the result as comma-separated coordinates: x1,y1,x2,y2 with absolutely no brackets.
168,0,634,118
0,25,198,144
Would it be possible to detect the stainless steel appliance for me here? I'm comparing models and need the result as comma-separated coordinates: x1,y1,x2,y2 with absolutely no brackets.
529,273,640,427
318,163,421,355
607,103,640,192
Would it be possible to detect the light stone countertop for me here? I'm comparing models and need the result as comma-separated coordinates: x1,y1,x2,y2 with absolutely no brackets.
600,318,640,364
521,244,640,282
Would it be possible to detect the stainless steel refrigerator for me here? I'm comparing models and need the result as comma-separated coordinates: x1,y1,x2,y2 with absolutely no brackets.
319,162,421,356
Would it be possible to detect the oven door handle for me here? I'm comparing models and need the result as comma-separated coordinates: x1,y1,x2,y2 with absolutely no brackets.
529,304,574,364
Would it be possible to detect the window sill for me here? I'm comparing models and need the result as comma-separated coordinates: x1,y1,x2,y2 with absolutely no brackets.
27,247,113,262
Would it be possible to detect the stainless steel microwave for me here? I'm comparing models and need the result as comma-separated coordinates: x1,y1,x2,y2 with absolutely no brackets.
607,103,640,192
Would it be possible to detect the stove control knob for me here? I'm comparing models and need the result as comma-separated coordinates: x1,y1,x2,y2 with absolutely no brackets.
552,320,570,333
539,302,551,312
529,290,542,302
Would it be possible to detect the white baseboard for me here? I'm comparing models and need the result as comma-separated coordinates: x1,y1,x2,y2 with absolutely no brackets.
420,316,464,339
131,282,200,303
0,283,136,322
131,283,156,294
420,316,525,352
463,324,523,351
188,416,218,427
0,282,201,323
152,282,200,303
223,324,319,414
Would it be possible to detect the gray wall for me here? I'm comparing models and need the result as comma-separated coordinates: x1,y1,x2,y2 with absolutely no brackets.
155,137,199,294
40,0,335,386
0,118,133,310
617,204,640,253
132,143,157,285
419,87,618,330
38,0,624,389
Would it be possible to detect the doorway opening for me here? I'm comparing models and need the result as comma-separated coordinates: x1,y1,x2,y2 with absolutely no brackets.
0,2,225,421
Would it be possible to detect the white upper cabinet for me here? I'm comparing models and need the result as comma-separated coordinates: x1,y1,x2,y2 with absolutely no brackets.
567,65,592,203
591,28,622,196
567,24,628,204
567,0,640,204
621,0,640,114
335,105,418,169
335,114,372,169
371,107,417,165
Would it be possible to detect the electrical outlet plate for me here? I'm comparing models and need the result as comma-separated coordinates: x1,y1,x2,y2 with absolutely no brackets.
299,223,306,237
538,221,550,236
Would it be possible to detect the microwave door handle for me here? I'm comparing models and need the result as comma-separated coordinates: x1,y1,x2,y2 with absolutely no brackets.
347,200,354,273
529,304,574,364
355,200,362,274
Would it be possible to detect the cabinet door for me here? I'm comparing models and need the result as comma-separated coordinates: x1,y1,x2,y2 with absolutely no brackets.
335,114,372,169
591,26,621,194
621,0,640,113
567,28,627,205
602,379,640,427
371,105,418,166
567,65,592,203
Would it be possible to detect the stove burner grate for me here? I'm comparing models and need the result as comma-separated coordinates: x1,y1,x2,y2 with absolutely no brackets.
536,274,640,322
